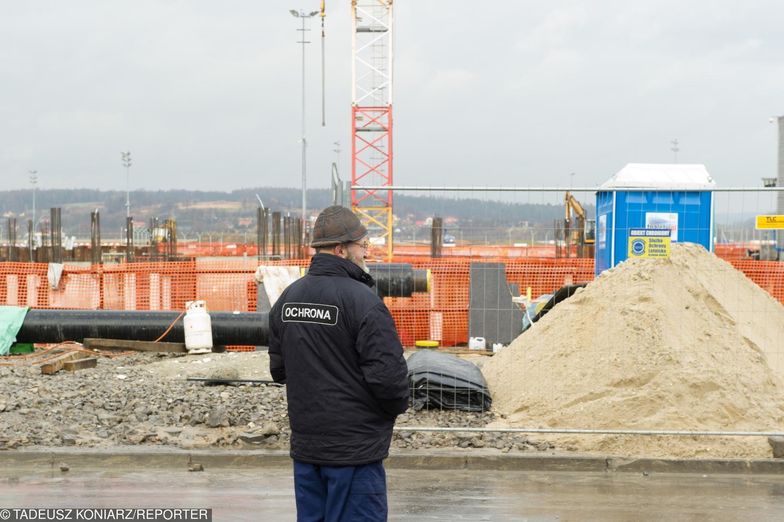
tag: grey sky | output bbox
[1,0,782,192]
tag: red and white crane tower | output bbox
[351,1,394,259]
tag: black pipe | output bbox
[17,310,269,346]
[293,264,429,298]
[367,264,430,297]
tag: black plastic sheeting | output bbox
[407,350,492,412]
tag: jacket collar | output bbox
[308,253,376,288]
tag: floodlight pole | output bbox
[290,8,319,243]
[28,170,38,230]
[121,151,132,219]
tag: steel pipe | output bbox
[17,310,269,346]
[368,264,430,297]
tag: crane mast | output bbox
[351,1,394,259]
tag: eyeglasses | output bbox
[350,240,370,250]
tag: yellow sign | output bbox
[628,229,671,258]
[756,215,784,230]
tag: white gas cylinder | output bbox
[184,300,213,353]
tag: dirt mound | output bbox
[482,243,784,458]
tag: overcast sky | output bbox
[1,0,782,192]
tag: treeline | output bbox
[0,187,575,237]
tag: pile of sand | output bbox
[482,243,784,458]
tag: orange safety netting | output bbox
[1,251,783,349]
[714,243,757,261]
[384,257,595,346]
[729,260,784,303]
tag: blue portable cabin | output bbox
[595,163,716,275]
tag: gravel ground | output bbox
[0,351,550,454]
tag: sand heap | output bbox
[482,243,784,458]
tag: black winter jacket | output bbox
[268,253,409,465]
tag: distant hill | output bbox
[0,187,572,240]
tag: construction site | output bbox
[3,1,784,520]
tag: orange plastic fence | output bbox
[1,252,783,349]
[729,260,784,303]
[714,243,756,261]
[385,257,595,346]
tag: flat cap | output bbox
[311,205,367,248]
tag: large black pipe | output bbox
[17,310,269,346]
[277,264,429,298]
[368,264,430,298]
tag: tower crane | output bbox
[318,1,396,260]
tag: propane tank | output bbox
[184,300,213,354]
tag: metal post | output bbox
[27,220,33,262]
[165,218,177,260]
[272,211,282,259]
[256,207,267,261]
[90,210,101,265]
[283,215,291,260]
[431,217,443,258]
[263,208,270,259]
[28,171,37,261]
[40,212,49,263]
[290,9,319,242]
[258,207,270,261]
[777,116,784,254]
[121,151,132,219]
[7,218,17,262]
[126,216,134,262]
[51,208,62,264]
[300,15,307,243]
[320,2,326,127]
[295,218,303,259]
[149,217,158,262]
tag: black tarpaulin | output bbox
[406,350,492,412]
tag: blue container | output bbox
[595,164,715,275]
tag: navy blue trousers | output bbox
[293,460,388,522]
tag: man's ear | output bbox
[334,243,348,258]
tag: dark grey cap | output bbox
[311,205,368,248]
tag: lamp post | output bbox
[28,170,38,228]
[290,8,319,242]
[121,151,132,219]
[773,117,784,254]
[121,151,133,261]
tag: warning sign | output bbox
[755,215,784,230]
[628,229,671,258]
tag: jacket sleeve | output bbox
[268,300,286,384]
[356,302,409,417]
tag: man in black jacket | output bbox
[269,205,409,522]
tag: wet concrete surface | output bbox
[1,464,784,521]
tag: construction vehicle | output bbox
[564,191,596,258]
